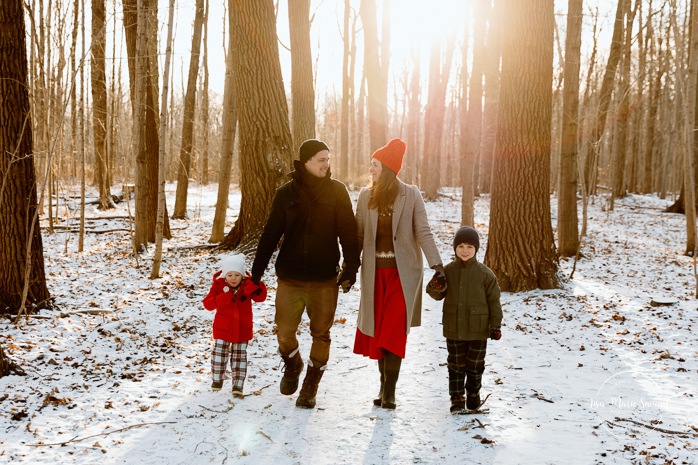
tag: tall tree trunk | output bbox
[611,0,637,207]
[462,1,485,227]
[123,0,170,248]
[479,0,501,195]
[201,0,210,186]
[173,0,205,219]
[422,35,456,200]
[583,0,627,194]
[684,0,698,255]
[219,0,293,251]
[404,48,421,185]
[484,0,559,292]
[209,0,237,243]
[340,0,353,181]
[361,0,388,151]
[288,0,316,155]
[0,0,51,313]
[557,0,583,258]
[91,0,113,210]
[151,0,176,279]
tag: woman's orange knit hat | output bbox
[372,138,406,175]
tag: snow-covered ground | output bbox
[1,182,696,465]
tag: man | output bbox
[251,139,360,409]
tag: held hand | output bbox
[432,264,446,281]
[212,270,222,282]
[489,328,502,340]
[337,270,356,293]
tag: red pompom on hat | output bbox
[372,138,406,175]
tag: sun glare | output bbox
[390,0,468,49]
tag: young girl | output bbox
[203,254,267,398]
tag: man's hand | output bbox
[337,270,356,293]
[489,328,502,340]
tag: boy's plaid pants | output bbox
[211,339,248,390]
[446,338,488,397]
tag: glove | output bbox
[212,270,222,283]
[426,271,447,300]
[250,274,261,285]
[337,270,356,293]
[490,328,502,340]
[432,264,445,281]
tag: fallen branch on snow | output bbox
[27,421,177,447]
[608,418,693,435]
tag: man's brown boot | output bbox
[279,347,304,395]
[295,360,326,409]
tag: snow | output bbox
[2,183,697,464]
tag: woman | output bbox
[353,138,444,409]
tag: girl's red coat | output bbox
[202,276,267,343]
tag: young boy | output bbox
[203,254,267,398]
[426,226,503,413]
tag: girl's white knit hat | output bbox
[219,254,246,275]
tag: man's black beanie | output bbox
[453,226,480,253]
[299,139,329,163]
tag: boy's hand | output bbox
[489,328,502,340]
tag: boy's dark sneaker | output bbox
[466,391,481,410]
[232,389,244,399]
[211,380,223,391]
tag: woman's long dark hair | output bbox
[368,162,398,214]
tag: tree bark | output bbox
[219,0,293,251]
[422,35,456,201]
[123,0,170,248]
[0,0,51,313]
[461,2,486,227]
[91,0,113,210]
[288,0,316,155]
[209,0,237,244]
[557,0,583,257]
[361,0,388,151]
[479,0,501,195]
[484,0,559,292]
[583,0,627,194]
[173,0,205,219]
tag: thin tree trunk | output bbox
[151,0,176,279]
[462,2,485,227]
[201,0,210,186]
[684,0,698,255]
[557,0,583,257]
[479,0,501,195]
[361,0,388,151]
[288,0,316,155]
[209,0,237,243]
[173,0,205,219]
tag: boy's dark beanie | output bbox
[453,226,480,253]
[299,139,329,163]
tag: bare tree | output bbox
[461,1,485,227]
[422,34,456,200]
[558,0,583,257]
[151,0,176,279]
[485,0,559,292]
[173,0,205,219]
[209,0,237,244]
[288,0,316,153]
[91,0,113,210]
[0,0,51,313]
[360,0,388,151]
[479,0,502,195]
[219,0,293,251]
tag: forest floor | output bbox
[1,183,697,465]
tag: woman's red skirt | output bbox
[353,267,407,359]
